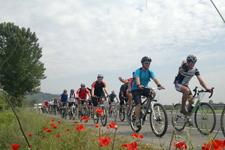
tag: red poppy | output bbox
[27,133,32,137]
[108,121,118,129]
[96,108,104,116]
[50,118,54,122]
[81,115,90,122]
[11,144,20,150]
[174,140,187,150]
[95,124,100,128]
[131,133,144,139]
[122,141,138,150]
[50,123,58,129]
[98,136,111,147]
[54,134,60,138]
[202,139,225,150]
[57,120,62,124]
[44,128,52,133]
[75,123,85,132]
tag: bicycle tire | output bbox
[129,105,142,133]
[194,102,216,135]
[171,103,186,132]
[150,103,168,137]
[101,107,107,126]
[119,106,125,122]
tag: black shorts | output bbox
[131,88,151,105]
[92,97,104,107]
[68,102,75,107]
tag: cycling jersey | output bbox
[68,93,76,102]
[61,93,68,103]
[109,93,116,102]
[76,88,90,100]
[174,61,200,85]
[91,81,106,97]
[132,68,155,91]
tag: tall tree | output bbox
[0,22,45,106]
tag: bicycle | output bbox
[59,102,67,119]
[109,101,119,121]
[172,87,215,135]
[67,102,76,120]
[129,88,168,137]
[221,105,225,137]
[93,96,108,126]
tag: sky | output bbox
[1,0,225,104]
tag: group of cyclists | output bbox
[39,55,221,137]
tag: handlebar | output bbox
[193,87,214,98]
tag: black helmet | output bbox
[141,56,152,63]
[80,83,85,87]
[97,74,103,79]
[186,55,197,63]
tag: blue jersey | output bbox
[61,93,68,103]
[132,68,155,90]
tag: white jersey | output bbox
[174,61,200,85]
[68,94,76,102]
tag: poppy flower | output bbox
[44,128,52,133]
[54,134,60,138]
[131,133,144,139]
[95,124,100,128]
[81,115,90,122]
[108,121,118,129]
[11,144,20,150]
[50,123,57,129]
[27,133,32,137]
[57,120,62,124]
[174,140,187,150]
[75,123,85,132]
[50,118,54,122]
[122,141,138,150]
[98,136,111,147]
[202,139,225,150]
[96,108,104,116]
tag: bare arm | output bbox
[152,77,165,89]
[196,75,210,90]
[118,77,129,84]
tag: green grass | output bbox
[0,109,159,150]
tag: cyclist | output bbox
[174,55,213,115]
[91,74,109,117]
[132,56,165,127]
[118,74,134,111]
[68,89,76,117]
[60,89,68,108]
[76,83,91,114]
[108,90,119,115]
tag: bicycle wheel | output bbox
[220,106,225,137]
[129,105,142,133]
[150,103,168,137]
[171,103,186,132]
[194,103,216,135]
[101,107,107,126]
[119,106,125,122]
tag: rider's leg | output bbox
[132,90,141,119]
[126,91,132,109]
[180,86,191,113]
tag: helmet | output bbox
[70,89,74,92]
[63,89,67,93]
[141,56,152,63]
[80,83,85,87]
[186,55,197,63]
[97,74,103,79]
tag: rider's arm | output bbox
[196,75,211,91]
[152,78,165,89]
[118,77,129,84]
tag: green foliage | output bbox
[0,22,45,106]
